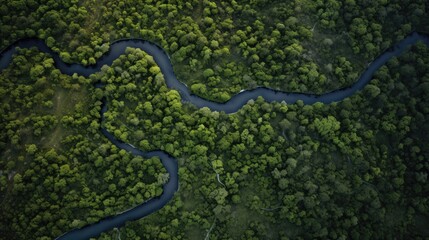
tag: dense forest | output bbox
[1,0,429,239]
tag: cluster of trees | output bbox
[91,42,429,239]
[2,0,428,102]
[0,49,167,239]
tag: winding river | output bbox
[1,32,428,239]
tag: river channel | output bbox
[0,32,428,239]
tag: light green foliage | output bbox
[312,116,341,138]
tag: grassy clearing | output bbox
[41,87,89,150]
[224,177,301,239]
[51,87,88,116]
[185,225,206,240]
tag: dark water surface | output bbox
[1,32,428,239]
